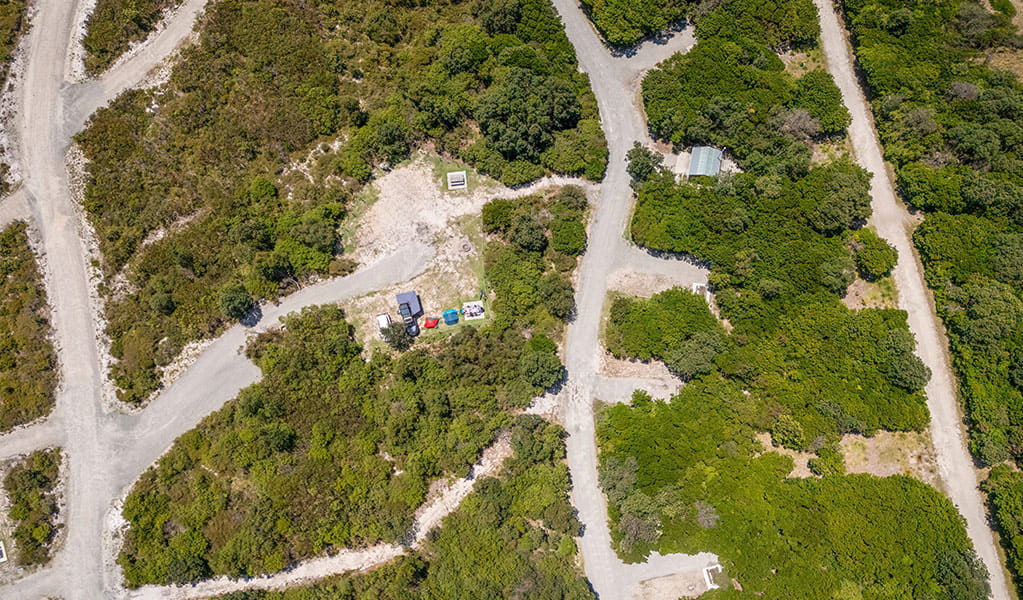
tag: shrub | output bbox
[219,284,254,321]
[853,228,898,280]
[4,448,62,566]
[550,219,586,255]
[519,351,564,389]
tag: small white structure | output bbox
[702,564,722,590]
[462,300,485,320]
[691,282,712,303]
[0,539,7,563]
[446,170,467,190]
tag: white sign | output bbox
[447,171,467,190]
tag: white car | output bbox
[376,313,392,337]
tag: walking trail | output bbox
[815,0,1012,597]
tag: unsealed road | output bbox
[816,0,1011,597]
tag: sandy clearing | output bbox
[841,431,940,488]
[755,432,815,479]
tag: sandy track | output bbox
[546,2,720,598]
[814,0,1012,597]
[0,419,63,458]
[0,187,28,228]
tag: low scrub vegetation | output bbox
[78,0,606,404]
[119,306,557,585]
[592,2,988,593]
[83,0,183,74]
[0,223,58,433]
[0,0,26,192]
[598,390,989,597]
[4,448,63,567]
[582,0,819,48]
[211,416,592,600]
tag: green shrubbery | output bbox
[580,0,690,46]
[4,448,62,566]
[598,389,987,597]
[593,4,981,591]
[0,223,57,433]
[985,466,1023,595]
[118,304,570,586]
[78,0,607,404]
[484,187,589,335]
[210,416,591,600]
[851,228,898,280]
[844,0,1023,481]
[643,38,848,176]
[83,0,183,74]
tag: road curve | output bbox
[815,0,1012,597]
[64,0,210,137]
[108,242,434,490]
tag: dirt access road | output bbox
[815,0,1011,597]
[0,1,436,598]
[548,1,718,598]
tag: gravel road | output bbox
[815,0,1012,597]
[547,1,720,597]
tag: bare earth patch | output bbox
[607,270,681,298]
[600,352,675,381]
[755,432,815,478]
[987,48,1023,80]
[634,570,709,599]
[842,276,897,310]
[341,152,592,347]
[840,431,940,488]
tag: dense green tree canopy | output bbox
[210,416,592,600]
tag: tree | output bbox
[805,160,873,235]
[772,414,805,449]
[853,228,898,280]
[665,332,724,379]
[437,25,489,75]
[792,70,850,135]
[476,0,521,34]
[820,255,856,295]
[519,351,564,389]
[482,199,515,234]
[508,215,548,252]
[551,219,586,255]
[474,68,581,161]
[626,142,664,189]
[808,446,846,476]
[384,321,413,351]
[220,285,253,321]
[934,549,991,600]
[882,329,931,392]
[539,273,575,319]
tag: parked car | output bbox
[375,313,392,338]
[398,303,419,336]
